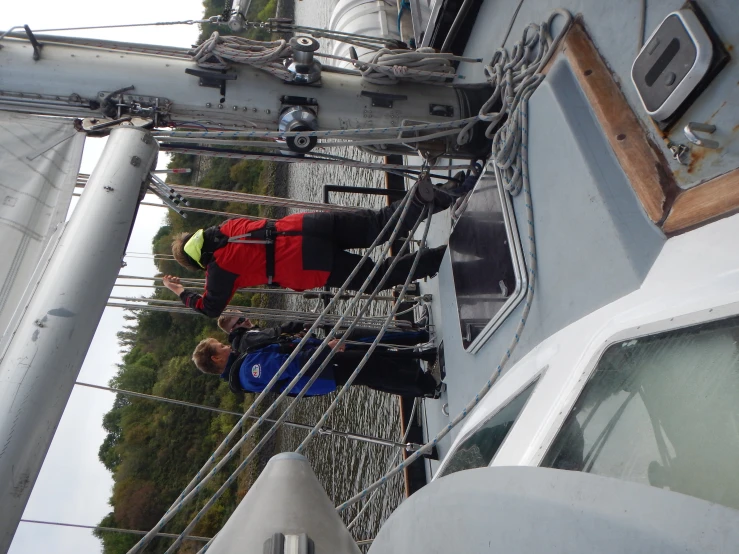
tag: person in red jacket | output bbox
[163,189,450,317]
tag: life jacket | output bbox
[226,221,301,286]
[215,215,331,291]
[226,328,295,394]
[227,338,336,397]
[182,214,333,317]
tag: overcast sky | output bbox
[4,2,203,552]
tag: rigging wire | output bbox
[0,18,219,40]
[159,145,465,173]
[185,202,431,554]
[296,209,432,454]
[154,118,477,140]
[126,187,421,554]
[345,399,418,532]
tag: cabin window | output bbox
[448,170,527,352]
[541,316,739,510]
[438,379,538,478]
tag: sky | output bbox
[3,2,204,553]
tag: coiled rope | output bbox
[190,32,478,86]
[358,47,459,85]
[335,9,572,514]
[458,9,571,149]
[190,32,292,79]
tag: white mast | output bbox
[0,126,158,553]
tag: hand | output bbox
[162,275,184,296]
[328,339,345,352]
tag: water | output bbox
[273,0,408,542]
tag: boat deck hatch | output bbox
[449,169,527,352]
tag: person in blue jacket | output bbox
[191,327,442,399]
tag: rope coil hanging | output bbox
[189,31,476,86]
[358,47,458,85]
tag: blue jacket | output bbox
[227,337,337,396]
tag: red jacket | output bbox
[181,214,332,317]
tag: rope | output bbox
[159,145,462,172]
[156,126,464,149]
[108,297,408,329]
[171,191,424,554]
[457,9,571,147]
[270,22,405,49]
[168,183,356,212]
[0,19,219,40]
[127,186,420,554]
[335,9,572,515]
[189,200,429,554]
[156,118,477,140]
[345,399,417,531]
[296,210,432,454]
[190,32,292,79]
[315,50,480,85]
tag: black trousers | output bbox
[318,199,445,291]
[327,348,438,398]
[331,349,436,396]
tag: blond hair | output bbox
[217,315,231,333]
[192,338,224,375]
[171,232,202,272]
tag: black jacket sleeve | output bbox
[232,326,285,356]
[279,321,307,334]
[180,262,238,317]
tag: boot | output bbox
[380,245,447,289]
[411,245,446,280]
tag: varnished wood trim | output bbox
[559,23,672,224]
[663,168,739,233]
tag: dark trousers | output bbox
[322,200,445,291]
[331,348,436,396]
[328,348,438,398]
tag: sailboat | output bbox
[1,0,738,551]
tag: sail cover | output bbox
[0,112,84,335]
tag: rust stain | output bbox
[687,147,706,174]
[733,123,739,133]
[708,100,728,122]
[727,43,734,52]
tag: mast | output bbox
[0,126,158,553]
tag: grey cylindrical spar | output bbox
[0,126,158,553]
[206,453,361,554]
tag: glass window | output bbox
[448,173,523,350]
[541,317,739,510]
[438,380,538,478]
